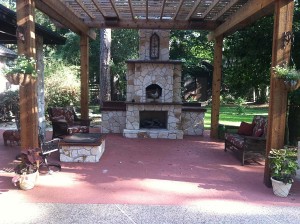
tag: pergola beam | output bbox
[35,0,96,39]
[86,19,218,30]
[208,0,275,40]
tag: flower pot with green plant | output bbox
[12,148,42,190]
[268,147,299,197]
[273,64,300,91]
[4,55,36,85]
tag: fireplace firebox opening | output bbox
[140,111,168,129]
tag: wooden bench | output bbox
[224,115,268,165]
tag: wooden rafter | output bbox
[173,0,184,20]
[212,0,239,21]
[128,0,135,19]
[186,0,203,20]
[208,0,275,40]
[35,0,96,39]
[160,0,167,20]
[76,0,96,19]
[35,1,269,31]
[202,0,221,19]
[146,0,148,20]
[109,0,120,18]
[91,0,106,18]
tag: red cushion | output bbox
[237,122,255,136]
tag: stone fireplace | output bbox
[123,30,184,139]
[101,29,206,139]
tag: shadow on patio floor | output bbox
[0,129,299,206]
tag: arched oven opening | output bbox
[146,84,162,102]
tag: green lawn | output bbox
[204,104,269,129]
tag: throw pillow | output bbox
[253,129,263,137]
[237,122,255,136]
[52,115,66,122]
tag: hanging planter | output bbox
[283,79,300,92]
[5,73,33,85]
[273,64,300,92]
[3,55,37,86]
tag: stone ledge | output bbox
[123,129,183,139]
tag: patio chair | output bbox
[224,115,268,165]
[38,129,61,174]
[48,107,91,139]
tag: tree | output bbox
[99,29,111,106]
[223,16,274,103]
[110,29,138,100]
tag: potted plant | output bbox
[12,148,42,190]
[3,55,37,85]
[273,64,300,91]
[268,147,299,197]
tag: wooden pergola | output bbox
[17,0,294,187]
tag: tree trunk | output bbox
[36,35,46,138]
[99,29,111,107]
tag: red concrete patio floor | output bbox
[0,129,299,207]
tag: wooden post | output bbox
[16,0,38,149]
[210,36,223,138]
[264,0,294,187]
[80,35,89,119]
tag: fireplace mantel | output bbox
[126,59,182,64]
[125,102,182,105]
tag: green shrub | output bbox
[235,97,246,114]
[44,59,80,109]
[0,90,19,122]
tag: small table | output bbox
[59,133,105,162]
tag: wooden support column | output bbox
[210,36,223,138]
[16,0,38,149]
[80,35,89,119]
[264,0,294,187]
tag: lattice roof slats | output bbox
[47,0,271,31]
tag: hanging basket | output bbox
[5,73,33,86]
[283,79,300,92]
[271,177,292,197]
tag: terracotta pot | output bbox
[5,73,34,85]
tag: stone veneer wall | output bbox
[181,111,205,135]
[139,29,170,60]
[101,111,126,133]
[60,140,105,162]
[101,107,206,137]
[126,62,182,103]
